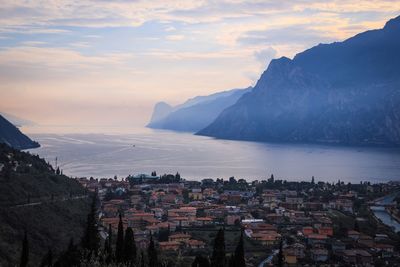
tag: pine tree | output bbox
[116,214,125,263]
[82,192,100,253]
[148,234,158,267]
[124,227,137,264]
[311,176,315,185]
[19,231,29,267]
[233,230,245,267]
[211,228,226,267]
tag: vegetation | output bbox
[0,143,89,266]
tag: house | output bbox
[226,215,241,225]
[283,249,297,265]
[311,249,328,262]
[169,217,190,228]
[343,250,357,264]
[194,217,214,226]
[375,243,394,258]
[318,226,333,237]
[347,230,360,240]
[302,226,314,236]
[169,233,191,242]
[358,234,374,248]
[251,232,280,246]
[185,239,206,249]
[286,243,305,259]
[355,249,372,265]
[265,213,284,224]
[189,188,203,200]
[307,234,328,246]
[159,241,180,251]
[331,239,346,253]
[342,249,372,265]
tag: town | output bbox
[76,173,400,266]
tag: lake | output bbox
[24,126,400,182]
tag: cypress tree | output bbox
[211,228,226,267]
[39,248,52,267]
[116,214,124,263]
[354,220,360,232]
[124,227,137,264]
[228,255,235,267]
[277,239,283,267]
[19,231,29,267]
[148,234,158,267]
[82,193,100,253]
[104,224,113,262]
[192,255,210,267]
[233,230,245,267]
[140,251,146,267]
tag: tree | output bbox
[82,193,100,253]
[148,234,158,267]
[192,255,210,267]
[124,227,137,264]
[354,220,360,232]
[277,239,283,267]
[211,228,226,267]
[116,214,125,263]
[232,231,245,267]
[140,252,146,267]
[39,248,53,267]
[20,231,29,267]
[55,238,81,267]
[311,176,315,185]
[269,174,274,183]
[104,224,113,263]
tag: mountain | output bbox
[0,143,89,266]
[0,115,40,149]
[147,87,251,132]
[197,15,400,146]
[0,112,35,127]
[148,102,173,125]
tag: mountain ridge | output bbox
[147,87,252,132]
[0,115,39,150]
[197,15,400,146]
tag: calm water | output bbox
[24,126,400,182]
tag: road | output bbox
[258,249,279,267]
[3,195,88,209]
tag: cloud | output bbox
[166,34,185,41]
[238,24,336,47]
[1,0,399,127]
[254,47,277,69]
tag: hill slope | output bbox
[148,87,251,132]
[0,143,89,266]
[197,16,400,146]
[0,115,39,149]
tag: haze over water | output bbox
[24,126,400,183]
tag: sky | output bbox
[0,0,399,128]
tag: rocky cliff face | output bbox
[0,115,39,149]
[148,102,173,125]
[147,87,251,132]
[197,16,400,146]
